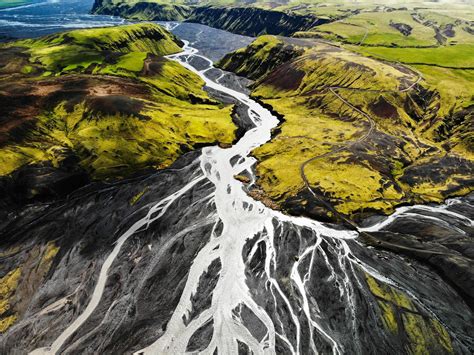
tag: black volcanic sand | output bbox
[169,22,254,62]
[1,153,473,353]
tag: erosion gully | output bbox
[29,22,473,355]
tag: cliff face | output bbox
[187,6,325,36]
[92,0,329,36]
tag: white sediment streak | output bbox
[360,201,473,233]
[32,27,472,355]
[30,173,206,355]
[135,38,359,355]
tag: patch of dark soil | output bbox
[389,21,413,36]
[442,24,456,38]
[0,47,30,74]
[436,105,473,147]
[186,319,214,352]
[259,61,306,91]
[231,103,256,143]
[0,154,90,207]
[84,95,148,120]
[464,26,474,35]
[367,223,474,311]
[434,28,447,45]
[342,60,377,75]
[184,258,221,326]
[370,96,399,119]
[188,93,215,105]
[400,155,474,187]
[141,54,165,76]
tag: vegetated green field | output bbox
[352,44,474,68]
[0,23,236,181]
[297,3,473,153]
[348,43,474,120]
[315,11,439,46]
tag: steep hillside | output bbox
[0,23,236,210]
[92,0,192,21]
[92,0,328,36]
[188,6,324,36]
[217,35,304,79]
[219,36,473,220]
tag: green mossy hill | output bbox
[5,23,183,74]
[0,24,236,202]
[222,35,473,219]
[217,35,304,80]
[92,0,192,21]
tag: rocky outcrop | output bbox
[92,0,329,36]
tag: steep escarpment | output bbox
[92,0,328,36]
[217,35,304,80]
[0,23,236,212]
[220,36,473,221]
[188,6,325,36]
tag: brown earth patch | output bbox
[141,54,166,77]
[370,96,399,119]
[259,60,306,91]
[0,75,152,145]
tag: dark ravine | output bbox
[92,0,329,36]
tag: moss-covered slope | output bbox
[92,0,192,21]
[217,35,304,80]
[220,35,473,220]
[92,0,328,36]
[0,23,236,205]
